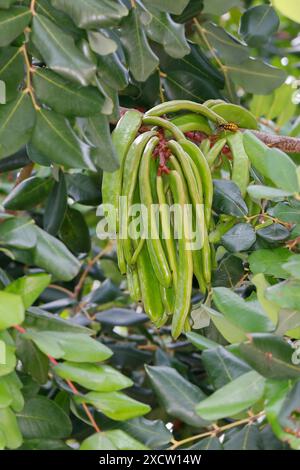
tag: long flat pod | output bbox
[121,131,157,264]
[168,171,193,339]
[227,131,249,198]
[145,100,227,125]
[139,137,172,288]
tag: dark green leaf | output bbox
[271,201,300,225]
[145,365,208,427]
[0,148,30,172]
[34,226,81,281]
[97,52,129,91]
[59,207,91,254]
[31,109,95,170]
[163,70,222,102]
[5,273,51,308]
[25,306,92,335]
[257,223,290,244]
[0,7,31,47]
[188,436,223,450]
[143,7,190,59]
[240,333,300,379]
[95,308,148,326]
[32,14,96,86]
[143,0,189,15]
[66,173,101,205]
[80,430,147,450]
[3,177,53,210]
[202,0,240,15]
[44,171,67,236]
[196,371,265,420]
[120,9,159,82]
[33,68,106,117]
[16,336,49,384]
[224,425,261,450]
[213,287,275,333]
[239,5,279,47]
[0,47,24,102]
[51,0,128,29]
[247,185,293,201]
[27,143,52,167]
[17,397,72,439]
[0,93,35,158]
[222,223,256,252]
[213,180,248,217]
[278,381,300,441]
[119,417,172,448]
[212,253,244,288]
[202,346,252,389]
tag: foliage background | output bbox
[0,0,299,451]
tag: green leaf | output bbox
[54,362,132,392]
[0,332,17,377]
[0,93,36,158]
[119,417,172,448]
[282,255,300,279]
[213,287,275,333]
[247,185,293,201]
[33,68,106,117]
[276,309,300,337]
[266,279,300,310]
[143,0,189,15]
[78,391,150,421]
[0,7,31,47]
[239,5,279,47]
[204,305,247,343]
[31,109,95,170]
[17,397,72,439]
[0,292,24,330]
[81,114,119,172]
[257,223,290,244]
[249,248,291,279]
[59,207,91,254]
[0,217,37,250]
[196,371,265,420]
[120,8,159,82]
[27,330,112,362]
[224,424,260,450]
[32,14,96,86]
[52,0,128,29]
[0,373,24,412]
[186,332,219,351]
[66,173,101,205]
[188,435,223,450]
[227,58,286,95]
[143,7,190,59]
[239,333,300,380]
[5,273,51,309]
[3,176,53,210]
[80,430,148,451]
[16,335,49,384]
[0,47,24,102]
[0,0,20,7]
[0,407,22,449]
[252,274,279,324]
[97,52,129,91]
[221,223,256,252]
[44,171,67,236]
[163,69,222,102]
[213,180,248,217]
[33,226,81,281]
[145,365,208,427]
[202,0,240,15]
[244,131,299,192]
[278,381,300,449]
[25,306,92,335]
[202,346,252,389]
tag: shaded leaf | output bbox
[266,279,300,310]
[80,430,147,451]
[59,207,91,254]
[224,424,261,450]
[3,176,53,210]
[249,248,291,279]
[0,217,37,250]
[95,308,148,327]
[239,5,279,47]
[0,47,23,102]
[221,223,256,252]
[0,7,31,47]
[213,180,248,217]
[44,171,67,236]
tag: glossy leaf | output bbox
[33,68,106,117]
[54,361,132,392]
[5,273,51,309]
[44,171,67,236]
[0,93,35,158]
[203,305,247,344]
[257,223,290,244]
[0,47,24,102]
[221,223,256,252]
[80,430,148,451]
[249,248,291,279]
[145,365,209,427]
[95,308,148,326]
[247,185,293,201]
[202,0,240,15]
[16,336,49,384]
[78,391,150,421]
[17,397,72,439]
[0,7,31,47]
[120,8,159,82]
[266,280,300,310]
[211,103,258,129]
[0,217,37,250]
[32,14,96,86]
[143,0,189,15]
[66,173,101,205]
[0,407,22,449]
[224,425,261,450]
[196,371,265,420]
[213,180,248,217]
[3,177,53,210]
[119,417,172,448]
[51,0,128,29]
[59,207,91,254]
[31,109,95,170]
[239,5,279,47]
[213,287,275,333]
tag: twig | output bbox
[14,163,34,186]
[169,411,265,450]
[13,324,100,433]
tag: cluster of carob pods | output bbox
[102,99,251,338]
